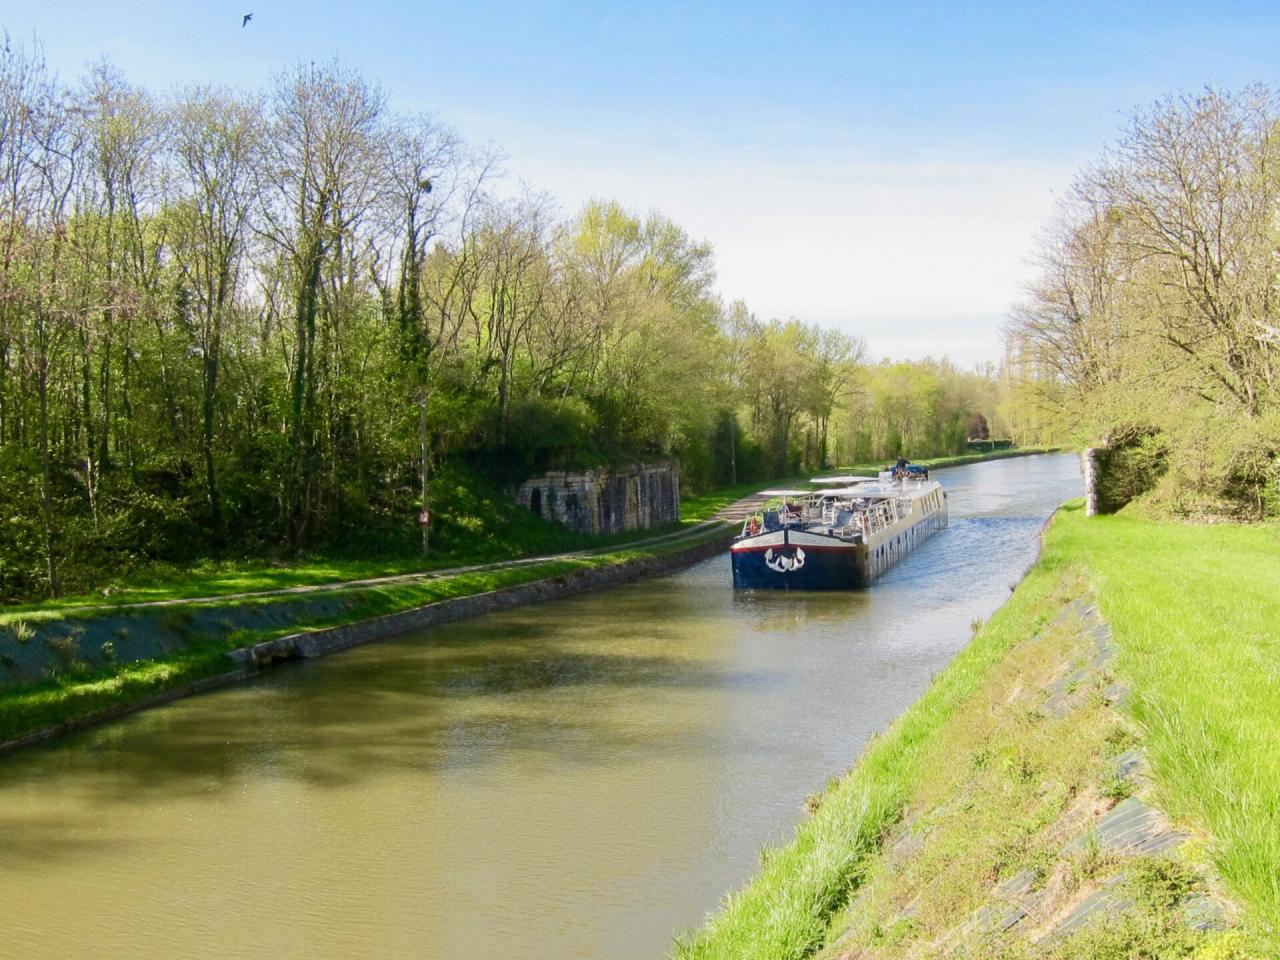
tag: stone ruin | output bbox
[516,463,680,535]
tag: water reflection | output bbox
[0,453,1081,960]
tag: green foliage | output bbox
[0,42,1009,603]
[1005,86,1280,516]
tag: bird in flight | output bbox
[242,13,253,27]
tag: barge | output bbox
[730,466,948,590]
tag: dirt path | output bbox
[713,493,776,522]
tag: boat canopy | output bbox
[756,488,814,497]
[814,483,908,498]
[809,475,877,484]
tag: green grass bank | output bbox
[0,523,733,749]
[673,503,1278,959]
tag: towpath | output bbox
[713,493,775,522]
[29,517,741,618]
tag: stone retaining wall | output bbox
[231,530,726,669]
[517,463,680,534]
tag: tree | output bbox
[168,86,263,535]
[260,62,384,544]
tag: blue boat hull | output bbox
[730,530,865,590]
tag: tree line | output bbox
[0,40,1001,599]
[1003,86,1280,517]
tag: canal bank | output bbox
[675,503,1277,959]
[0,522,735,752]
[0,454,1083,960]
[0,447,1057,755]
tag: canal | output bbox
[0,453,1081,960]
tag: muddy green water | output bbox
[0,454,1080,960]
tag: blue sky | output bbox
[3,1,1278,364]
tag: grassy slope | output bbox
[674,503,1279,958]
[0,529,730,745]
[0,520,691,621]
[1052,509,1280,932]
[814,564,1242,960]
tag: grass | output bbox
[680,477,808,521]
[0,521,696,620]
[1049,505,1280,936]
[0,459,713,615]
[0,523,732,746]
[673,500,1279,959]
[0,644,236,744]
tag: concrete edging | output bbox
[232,529,732,668]
[0,529,734,754]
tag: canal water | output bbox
[0,454,1080,960]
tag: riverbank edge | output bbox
[0,524,735,755]
[904,445,1063,472]
[673,503,1272,959]
[671,509,1068,960]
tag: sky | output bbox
[2,1,1279,366]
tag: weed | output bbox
[1100,774,1133,802]
[1126,857,1199,911]
[8,619,34,644]
[42,634,80,668]
[1067,832,1111,891]
[1104,724,1138,754]
[874,916,919,947]
[1002,751,1038,784]
[100,641,116,664]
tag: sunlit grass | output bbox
[0,520,695,620]
[679,477,807,521]
[1051,506,1280,935]
[0,645,234,743]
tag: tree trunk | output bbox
[202,349,222,536]
[420,390,430,558]
[35,313,59,597]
